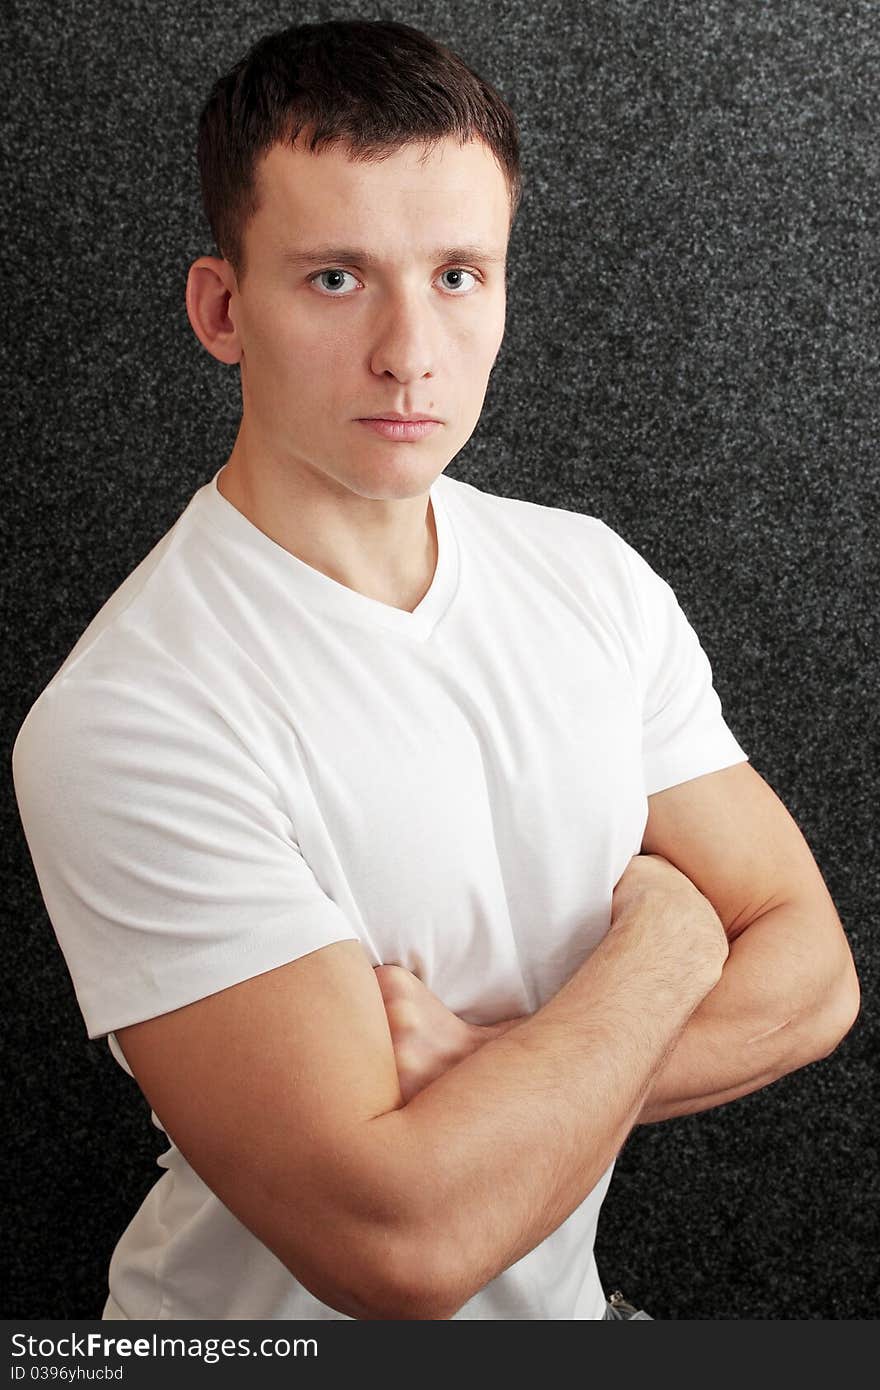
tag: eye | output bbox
[308,266,481,297]
[438,267,479,294]
[309,268,361,296]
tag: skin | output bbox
[375,962,524,1104]
[185,133,511,612]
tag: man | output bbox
[12,19,859,1322]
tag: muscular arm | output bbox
[116,867,720,1321]
[634,762,860,1121]
[390,764,860,1126]
[116,768,855,1320]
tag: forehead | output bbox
[250,135,510,254]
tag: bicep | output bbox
[641,762,840,939]
[114,938,411,1318]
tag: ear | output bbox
[185,256,242,365]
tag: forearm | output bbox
[633,899,858,1123]
[445,900,857,1135]
[479,903,855,1127]
[366,914,714,1319]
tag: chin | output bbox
[339,458,448,502]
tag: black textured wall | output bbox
[3,0,877,1320]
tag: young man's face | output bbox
[225,134,510,501]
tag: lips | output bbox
[356,418,442,441]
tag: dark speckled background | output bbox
[3,0,877,1320]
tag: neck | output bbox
[217,433,439,613]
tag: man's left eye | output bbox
[439,268,478,293]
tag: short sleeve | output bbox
[610,529,749,796]
[11,665,361,1045]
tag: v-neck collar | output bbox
[197,464,460,642]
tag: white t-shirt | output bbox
[12,464,748,1321]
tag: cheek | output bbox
[270,328,342,399]
[287,310,360,371]
[453,305,505,362]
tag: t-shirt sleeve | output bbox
[603,524,749,796]
[11,665,362,1049]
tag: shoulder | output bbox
[436,473,633,570]
[436,473,652,623]
[43,480,213,691]
[13,478,238,789]
[12,605,277,863]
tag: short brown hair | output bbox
[196,18,523,283]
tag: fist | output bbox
[611,852,730,989]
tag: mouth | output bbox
[356,418,443,440]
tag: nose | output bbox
[368,290,436,383]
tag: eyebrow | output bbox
[279,243,506,268]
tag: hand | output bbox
[374,965,526,1103]
[611,852,730,993]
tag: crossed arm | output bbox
[378,762,861,1125]
[114,761,860,1317]
[634,761,859,1120]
